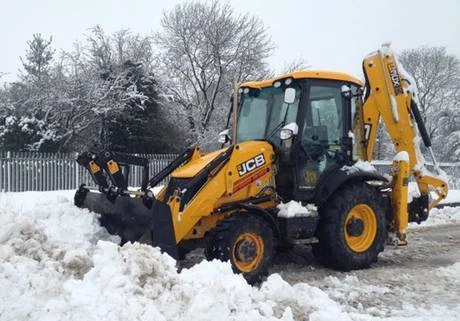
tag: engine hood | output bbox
[171,148,227,178]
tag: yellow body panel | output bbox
[172,149,225,178]
[391,158,409,244]
[361,51,418,167]
[241,70,363,88]
[166,140,277,243]
[183,213,227,240]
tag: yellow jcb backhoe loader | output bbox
[75,45,448,283]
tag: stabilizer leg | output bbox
[390,153,410,246]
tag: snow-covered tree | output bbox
[399,46,460,161]
[0,29,185,153]
[0,35,60,151]
[20,34,55,84]
[79,27,183,152]
[0,114,60,151]
[156,0,273,147]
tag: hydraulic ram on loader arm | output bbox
[355,44,448,244]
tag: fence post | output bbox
[6,151,11,192]
[75,152,79,189]
[0,154,2,192]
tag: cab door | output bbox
[293,80,352,197]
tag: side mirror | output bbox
[284,87,296,104]
[218,129,231,144]
[341,85,351,98]
[280,122,298,140]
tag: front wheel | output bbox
[206,214,274,284]
[313,182,387,270]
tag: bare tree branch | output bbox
[399,46,460,160]
[156,0,273,136]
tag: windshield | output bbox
[236,84,300,146]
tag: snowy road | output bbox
[179,208,460,320]
[271,223,460,319]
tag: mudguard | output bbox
[314,165,388,208]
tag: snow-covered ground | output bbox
[439,189,460,204]
[410,206,460,227]
[1,190,459,321]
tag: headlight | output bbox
[280,128,294,140]
[279,122,298,140]
[218,129,230,144]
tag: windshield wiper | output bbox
[266,103,291,140]
[267,120,286,140]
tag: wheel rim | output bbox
[232,232,264,273]
[344,204,377,253]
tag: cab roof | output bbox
[241,70,363,88]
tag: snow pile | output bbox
[410,206,460,228]
[393,151,409,163]
[441,189,460,204]
[407,181,420,203]
[342,161,378,175]
[0,191,351,321]
[407,182,459,205]
[2,190,460,321]
[407,182,460,227]
[277,201,317,218]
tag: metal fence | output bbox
[1,151,459,192]
[0,151,177,192]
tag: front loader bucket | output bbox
[73,149,199,260]
[75,188,178,259]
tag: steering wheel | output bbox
[300,136,328,161]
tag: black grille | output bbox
[164,177,192,200]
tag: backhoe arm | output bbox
[355,45,448,243]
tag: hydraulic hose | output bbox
[410,100,431,148]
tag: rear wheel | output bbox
[313,182,386,270]
[206,214,274,284]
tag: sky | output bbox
[1,0,459,83]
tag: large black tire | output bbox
[313,181,386,270]
[206,214,274,284]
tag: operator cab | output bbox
[236,71,363,202]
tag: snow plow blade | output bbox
[75,188,178,259]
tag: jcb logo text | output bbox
[387,63,403,95]
[237,154,265,176]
